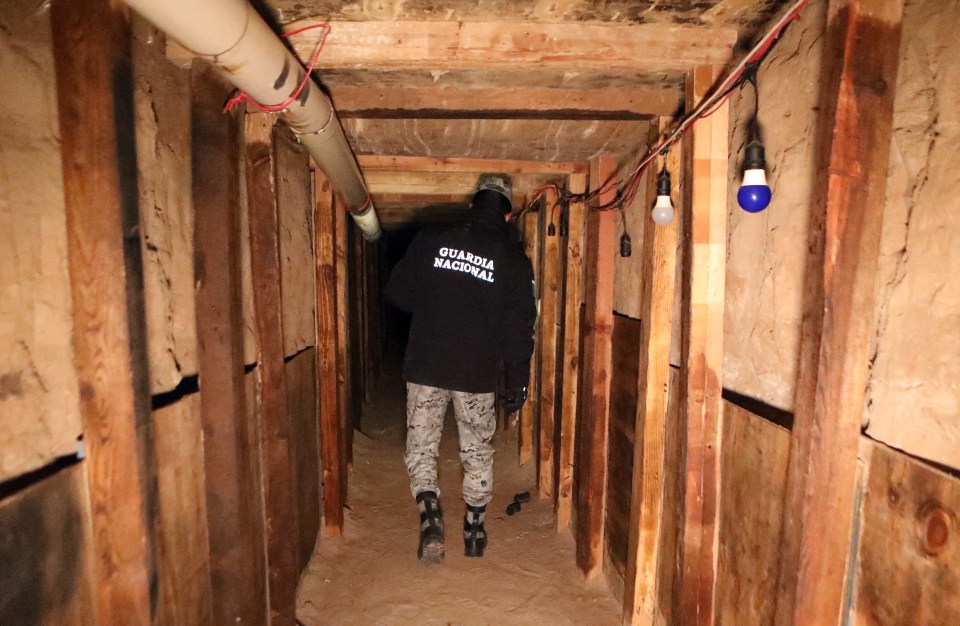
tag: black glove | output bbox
[502,387,527,415]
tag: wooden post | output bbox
[334,193,353,469]
[774,2,905,623]
[245,114,299,625]
[556,172,587,531]
[315,170,344,536]
[576,155,617,578]
[538,189,563,499]
[192,62,269,625]
[51,1,153,622]
[623,121,681,625]
[519,209,541,467]
[678,65,728,626]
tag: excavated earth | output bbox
[297,368,620,626]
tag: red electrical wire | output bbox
[223,23,332,113]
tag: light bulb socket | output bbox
[744,140,767,171]
[656,168,671,197]
[620,233,632,257]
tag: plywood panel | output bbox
[286,348,320,570]
[275,127,316,357]
[132,20,197,395]
[715,402,790,626]
[853,439,960,624]
[0,0,81,482]
[0,465,96,626]
[343,118,649,162]
[152,393,214,626]
[604,314,642,595]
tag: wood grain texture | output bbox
[715,403,790,626]
[556,172,587,531]
[678,64,728,626]
[775,2,906,623]
[316,171,344,535]
[332,85,677,119]
[51,0,153,621]
[245,113,299,626]
[576,155,617,578]
[286,348,321,569]
[359,155,586,175]
[286,20,736,73]
[519,209,541,468]
[537,189,563,499]
[151,394,214,626]
[192,62,268,626]
[605,314,643,596]
[0,464,97,626]
[853,439,960,624]
[623,124,681,626]
[334,192,354,459]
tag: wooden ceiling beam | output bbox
[358,155,585,175]
[284,21,736,73]
[331,86,678,119]
[364,170,558,197]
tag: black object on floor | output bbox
[505,491,532,515]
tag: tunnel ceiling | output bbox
[258,0,791,226]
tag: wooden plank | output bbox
[774,2,906,623]
[50,1,153,621]
[518,209,541,467]
[656,366,685,624]
[0,464,97,625]
[315,170,344,536]
[854,439,960,623]
[556,172,587,531]
[576,155,617,578]
[191,61,268,626]
[333,86,677,119]
[245,113,299,626]
[605,314,643,597]
[623,124,681,625]
[286,21,736,74]
[334,193,354,459]
[285,348,320,568]
[364,170,557,198]
[678,64,728,626]
[537,189,563,499]
[359,155,586,175]
[714,402,790,626]
[152,394,214,626]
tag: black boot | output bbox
[463,504,487,557]
[416,491,444,564]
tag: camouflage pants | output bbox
[404,383,496,507]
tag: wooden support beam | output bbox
[245,113,299,626]
[285,21,736,74]
[315,170,344,536]
[191,62,269,625]
[623,121,681,625]
[518,209,541,467]
[678,65,728,626]
[537,190,563,499]
[332,86,677,119]
[334,188,354,462]
[364,170,556,198]
[358,155,586,175]
[556,172,587,531]
[51,1,153,621]
[576,155,617,578]
[774,1,905,623]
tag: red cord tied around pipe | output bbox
[223,23,332,113]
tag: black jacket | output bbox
[384,200,536,393]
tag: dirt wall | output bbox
[0,1,82,481]
[864,0,960,470]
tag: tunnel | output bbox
[2,0,960,624]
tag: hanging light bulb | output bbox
[651,167,674,225]
[737,139,772,213]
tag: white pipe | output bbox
[122,0,382,241]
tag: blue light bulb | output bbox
[738,140,771,213]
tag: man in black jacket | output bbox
[384,174,536,563]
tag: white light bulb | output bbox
[651,194,674,225]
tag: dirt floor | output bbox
[296,368,621,625]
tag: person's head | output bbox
[471,174,513,219]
